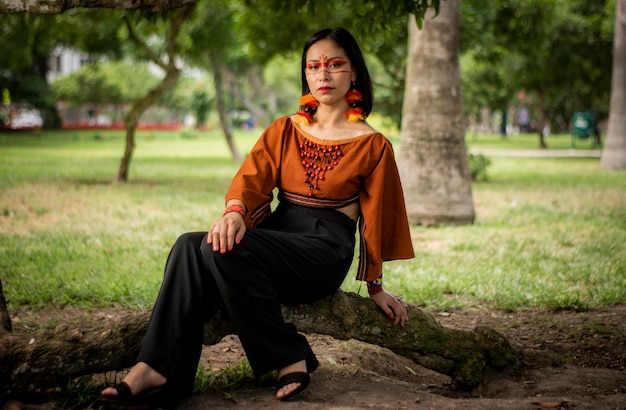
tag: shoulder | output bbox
[266,115,292,131]
[257,116,294,142]
[357,129,393,149]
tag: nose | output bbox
[315,69,330,81]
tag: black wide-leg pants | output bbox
[136,203,356,397]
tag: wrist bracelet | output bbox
[367,271,384,295]
[367,284,384,295]
[223,204,245,218]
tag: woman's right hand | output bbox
[207,211,246,253]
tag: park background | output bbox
[1,0,625,408]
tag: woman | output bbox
[101,27,414,407]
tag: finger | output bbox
[398,308,408,327]
[207,225,216,244]
[222,219,241,252]
[218,223,229,253]
[234,224,246,245]
[391,302,406,327]
[210,224,222,251]
[393,309,402,326]
[401,305,410,327]
[225,223,238,252]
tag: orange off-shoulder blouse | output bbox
[225,116,414,281]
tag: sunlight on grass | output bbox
[1,129,624,312]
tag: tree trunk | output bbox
[225,65,271,128]
[0,278,11,333]
[536,91,548,149]
[114,68,181,183]
[0,291,517,399]
[601,0,626,169]
[398,3,475,227]
[0,0,197,13]
[211,56,242,162]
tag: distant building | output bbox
[46,46,90,83]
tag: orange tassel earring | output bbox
[345,85,365,122]
[295,94,318,125]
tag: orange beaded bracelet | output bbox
[223,204,245,217]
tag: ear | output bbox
[351,68,357,82]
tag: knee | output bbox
[171,231,207,254]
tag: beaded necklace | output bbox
[299,137,343,197]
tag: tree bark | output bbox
[1,290,518,399]
[0,278,12,333]
[211,55,242,163]
[398,3,475,227]
[0,0,196,13]
[601,0,626,169]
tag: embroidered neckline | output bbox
[289,116,378,144]
[299,137,343,197]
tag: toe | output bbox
[276,382,300,399]
[101,387,118,396]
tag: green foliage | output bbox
[239,0,439,61]
[460,0,613,130]
[467,153,492,181]
[56,9,126,59]
[0,10,125,115]
[460,51,511,118]
[51,61,159,106]
[56,375,106,409]
[191,88,212,127]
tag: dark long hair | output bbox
[300,27,373,118]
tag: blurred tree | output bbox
[159,76,207,126]
[601,0,626,169]
[190,87,211,129]
[185,0,244,161]
[461,0,613,148]
[0,14,64,128]
[0,0,195,13]
[460,51,512,136]
[113,4,196,183]
[0,9,126,128]
[51,61,158,107]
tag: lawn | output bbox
[0,127,624,312]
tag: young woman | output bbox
[101,27,414,407]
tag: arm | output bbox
[208,118,288,252]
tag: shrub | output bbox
[467,153,492,181]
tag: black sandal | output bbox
[276,371,310,401]
[100,381,163,408]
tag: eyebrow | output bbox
[307,56,346,62]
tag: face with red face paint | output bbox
[304,39,356,110]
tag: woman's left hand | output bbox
[370,290,409,327]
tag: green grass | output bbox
[1,128,624,313]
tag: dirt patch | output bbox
[5,305,626,409]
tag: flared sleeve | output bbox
[356,139,415,281]
[225,118,286,227]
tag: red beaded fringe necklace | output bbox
[299,138,343,197]
[295,86,365,196]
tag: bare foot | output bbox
[101,362,167,397]
[275,359,307,400]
